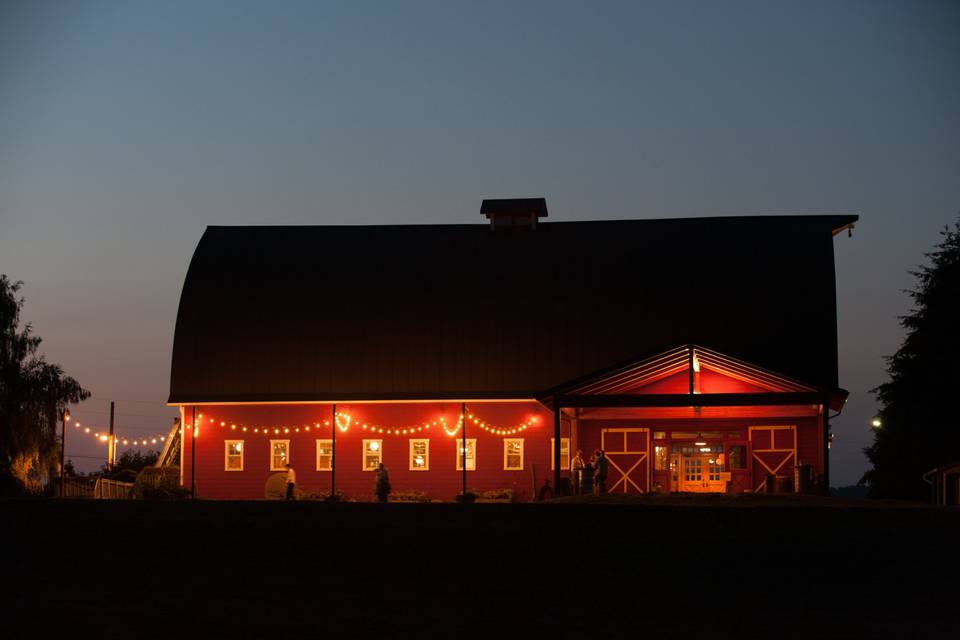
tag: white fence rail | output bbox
[59,477,134,499]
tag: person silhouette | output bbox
[375,462,391,502]
[285,462,297,501]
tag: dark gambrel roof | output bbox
[168,215,857,404]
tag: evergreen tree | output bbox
[0,276,90,494]
[862,218,960,499]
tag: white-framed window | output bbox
[409,439,429,471]
[551,437,571,470]
[362,439,382,471]
[270,439,290,471]
[456,438,477,471]
[225,440,244,471]
[316,439,333,471]
[504,438,524,470]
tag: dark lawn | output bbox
[3,496,958,639]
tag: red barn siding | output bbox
[179,400,824,499]
[182,402,565,501]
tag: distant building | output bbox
[168,199,856,500]
[923,462,960,505]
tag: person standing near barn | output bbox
[375,462,391,503]
[284,463,297,501]
[595,450,608,495]
[571,449,585,495]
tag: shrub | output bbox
[133,483,191,500]
[391,489,430,503]
[479,488,514,501]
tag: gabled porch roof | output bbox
[540,344,848,411]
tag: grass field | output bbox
[3,495,958,639]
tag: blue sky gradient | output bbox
[1,1,958,481]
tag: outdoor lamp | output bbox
[871,417,882,429]
[694,433,706,446]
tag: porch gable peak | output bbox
[545,344,819,399]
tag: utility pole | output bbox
[60,408,70,497]
[107,401,115,472]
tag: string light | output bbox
[441,415,464,437]
[70,420,168,449]
[470,413,538,437]
[198,409,542,439]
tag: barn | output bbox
[167,199,857,500]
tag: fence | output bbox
[58,477,134,499]
[94,478,134,499]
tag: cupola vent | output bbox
[480,198,548,230]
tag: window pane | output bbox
[457,439,476,470]
[363,440,382,470]
[410,439,428,470]
[654,445,668,471]
[505,439,523,469]
[225,441,243,470]
[316,440,332,471]
[271,441,289,470]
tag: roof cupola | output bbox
[480,197,548,230]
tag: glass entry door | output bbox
[677,454,726,493]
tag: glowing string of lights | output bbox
[200,410,538,438]
[71,420,168,448]
[466,412,538,436]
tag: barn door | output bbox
[748,426,797,492]
[600,428,650,493]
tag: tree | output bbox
[862,217,960,499]
[100,449,159,480]
[0,276,90,494]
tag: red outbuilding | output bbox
[166,199,857,500]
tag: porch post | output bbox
[461,402,467,497]
[822,395,830,496]
[191,406,197,500]
[331,403,336,499]
[553,397,561,495]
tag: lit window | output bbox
[654,445,668,471]
[504,438,524,471]
[362,439,382,471]
[316,439,333,471]
[456,439,477,471]
[551,438,570,470]
[225,440,243,471]
[409,439,429,471]
[270,440,289,471]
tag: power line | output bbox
[87,396,170,405]
[70,409,178,419]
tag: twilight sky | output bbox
[1,1,958,483]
